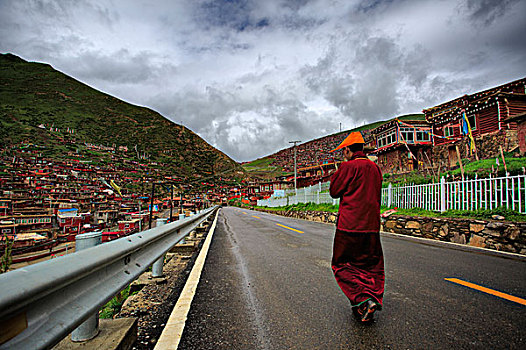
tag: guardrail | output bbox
[0,206,219,350]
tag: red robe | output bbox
[330,151,385,308]
[329,151,382,233]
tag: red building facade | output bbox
[371,118,433,175]
[423,78,526,168]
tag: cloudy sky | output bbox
[1,0,525,162]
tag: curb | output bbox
[154,209,220,350]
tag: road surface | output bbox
[177,207,525,349]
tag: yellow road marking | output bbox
[276,223,303,233]
[445,278,526,305]
[242,212,248,215]
[252,215,261,219]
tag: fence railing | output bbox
[0,206,218,350]
[257,182,339,207]
[383,175,526,213]
[258,175,526,214]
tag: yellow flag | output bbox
[109,180,122,197]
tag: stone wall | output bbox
[382,215,525,254]
[254,208,526,255]
[430,129,518,170]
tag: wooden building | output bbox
[506,111,526,156]
[118,218,142,235]
[94,209,119,226]
[0,199,12,216]
[423,78,526,168]
[371,118,433,174]
[11,214,53,232]
[0,220,17,236]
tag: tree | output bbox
[1,232,14,273]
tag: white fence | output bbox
[257,181,340,207]
[257,175,526,214]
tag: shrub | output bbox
[99,285,136,319]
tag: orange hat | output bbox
[330,132,364,152]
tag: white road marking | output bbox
[154,210,220,350]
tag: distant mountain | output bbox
[0,53,243,179]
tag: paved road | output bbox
[178,207,525,349]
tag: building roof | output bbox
[423,78,526,123]
[14,232,47,241]
[58,208,78,212]
[373,118,430,133]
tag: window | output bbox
[444,125,456,137]
[377,129,397,148]
[416,130,431,142]
[467,115,476,131]
[400,128,415,143]
[1,229,11,234]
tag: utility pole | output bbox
[138,202,141,232]
[180,188,184,215]
[289,141,301,194]
[148,182,155,229]
[169,183,174,222]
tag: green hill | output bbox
[0,53,243,179]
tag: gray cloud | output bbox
[1,0,525,162]
[463,0,521,26]
[66,50,156,84]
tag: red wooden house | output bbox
[11,214,53,232]
[0,220,17,236]
[118,218,141,235]
[370,117,433,174]
[0,199,12,216]
[129,211,150,226]
[102,231,126,243]
[423,78,526,168]
[57,208,92,238]
[506,111,526,156]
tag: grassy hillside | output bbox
[0,53,243,179]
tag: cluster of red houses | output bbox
[0,144,231,257]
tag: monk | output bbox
[329,131,384,323]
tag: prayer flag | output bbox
[109,180,123,197]
[462,111,476,155]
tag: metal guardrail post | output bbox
[152,218,168,278]
[179,214,186,244]
[71,231,102,342]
